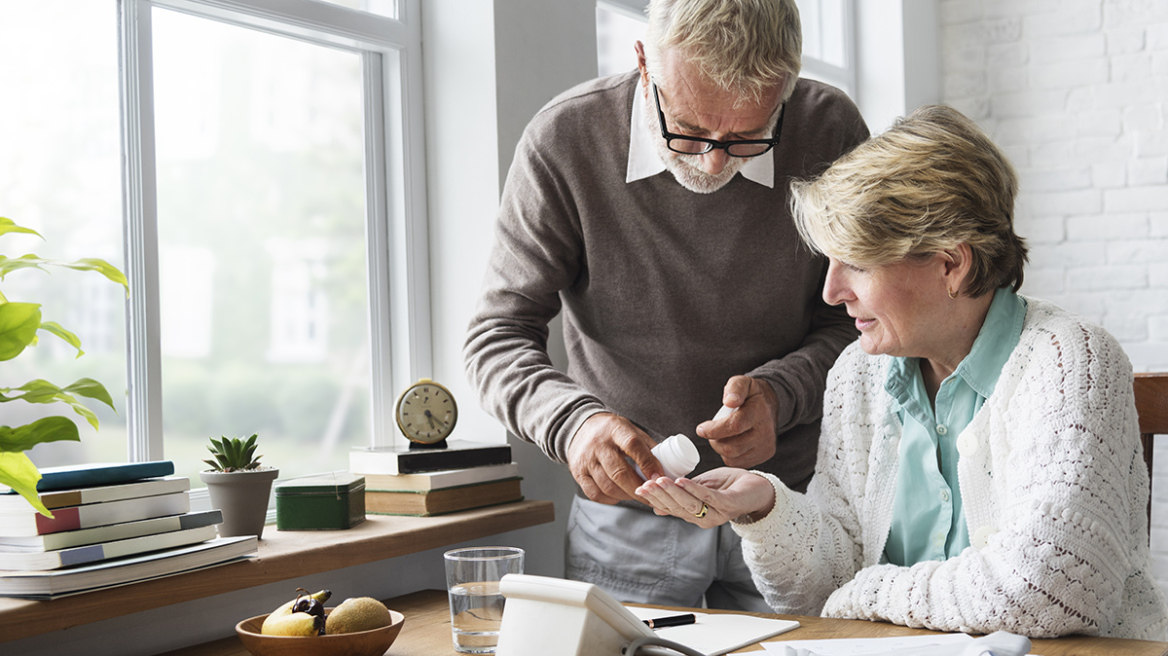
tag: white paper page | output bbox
[763,633,974,655]
[626,606,800,656]
[763,633,1038,656]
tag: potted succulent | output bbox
[200,433,278,539]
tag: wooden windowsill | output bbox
[0,499,555,643]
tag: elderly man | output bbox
[464,0,867,610]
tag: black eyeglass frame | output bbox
[651,82,785,158]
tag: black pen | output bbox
[642,613,696,629]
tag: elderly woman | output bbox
[635,105,1168,639]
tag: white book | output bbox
[0,510,222,552]
[0,536,257,599]
[0,492,191,537]
[359,462,521,491]
[0,476,190,512]
[0,524,218,571]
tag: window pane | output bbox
[797,0,848,68]
[597,2,646,78]
[0,2,128,468]
[151,9,371,486]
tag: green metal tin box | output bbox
[275,473,366,530]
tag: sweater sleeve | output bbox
[463,122,607,464]
[820,320,1159,639]
[745,99,868,435]
[746,273,860,433]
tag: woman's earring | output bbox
[948,288,958,299]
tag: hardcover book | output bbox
[0,461,176,494]
[0,524,218,571]
[359,462,521,492]
[0,491,191,537]
[0,510,223,552]
[0,476,191,512]
[349,440,511,475]
[0,535,257,599]
[365,477,523,516]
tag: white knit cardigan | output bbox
[733,297,1168,640]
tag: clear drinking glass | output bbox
[444,546,525,653]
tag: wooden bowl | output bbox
[235,608,405,656]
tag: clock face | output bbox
[395,380,458,444]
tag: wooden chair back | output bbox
[1136,372,1168,528]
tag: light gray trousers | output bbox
[564,495,772,612]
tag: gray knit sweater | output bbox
[464,71,869,492]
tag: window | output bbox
[795,0,856,97]
[2,0,428,496]
[597,1,646,78]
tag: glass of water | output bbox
[444,546,525,653]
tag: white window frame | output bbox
[798,0,857,99]
[118,0,430,461]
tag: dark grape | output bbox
[293,597,325,617]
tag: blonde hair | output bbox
[644,0,802,104]
[791,104,1028,297]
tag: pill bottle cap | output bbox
[652,434,700,479]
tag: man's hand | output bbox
[567,413,661,504]
[696,376,778,468]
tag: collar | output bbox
[884,287,1028,402]
[625,80,775,188]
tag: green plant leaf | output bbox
[0,218,42,240]
[0,451,54,518]
[0,254,128,298]
[0,254,52,278]
[0,302,41,362]
[62,378,116,411]
[38,321,84,358]
[0,418,82,519]
[0,379,105,430]
[0,416,80,453]
[61,258,129,297]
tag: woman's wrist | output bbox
[731,471,780,525]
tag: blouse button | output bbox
[936,424,948,435]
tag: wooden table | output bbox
[161,588,1168,656]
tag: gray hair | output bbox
[643,0,802,104]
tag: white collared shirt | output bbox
[625,80,775,188]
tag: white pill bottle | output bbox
[638,433,700,480]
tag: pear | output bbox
[325,597,393,634]
[262,611,323,636]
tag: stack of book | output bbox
[349,440,523,516]
[0,461,257,599]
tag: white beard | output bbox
[643,89,747,194]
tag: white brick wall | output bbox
[940,0,1168,592]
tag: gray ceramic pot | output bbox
[199,468,279,539]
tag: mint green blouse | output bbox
[882,288,1027,566]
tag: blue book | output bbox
[0,461,175,493]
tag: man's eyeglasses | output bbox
[652,82,784,158]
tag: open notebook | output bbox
[626,605,800,656]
